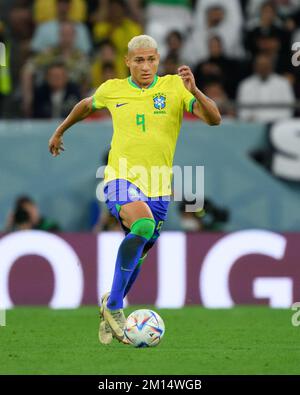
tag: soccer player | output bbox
[49,35,221,344]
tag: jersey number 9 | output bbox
[136,114,146,132]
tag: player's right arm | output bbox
[48,96,94,157]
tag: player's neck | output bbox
[131,76,155,89]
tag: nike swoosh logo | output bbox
[121,267,133,272]
[116,103,128,108]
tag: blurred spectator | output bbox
[33,62,81,118]
[31,0,92,55]
[145,0,192,59]
[244,1,292,74]
[12,208,33,231]
[127,0,145,26]
[91,199,122,232]
[91,40,127,89]
[159,31,184,75]
[86,0,108,31]
[90,61,117,118]
[179,198,229,231]
[180,208,203,231]
[33,0,87,24]
[246,0,300,22]
[237,53,295,122]
[203,82,236,118]
[7,4,34,102]
[183,0,244,66]
[161,54,180,75]
[93,212,122,232]
[165,30,184,59]
[5,196,60,232]
[291,8,300,52]
[101,63,118,81]
[92,0,142,78]
[22,21,90,116]
[193,36,250,99]
[89,0,144,28]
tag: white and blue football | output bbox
[124,309,165,348]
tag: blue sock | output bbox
[107,233,148,310]
[123,254,147,297]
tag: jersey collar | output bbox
[128,74,158,90]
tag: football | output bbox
[124,309,165,348]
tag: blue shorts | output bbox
[104,179,170,246]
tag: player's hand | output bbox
[178,65,197,95]
[48,133,65,157]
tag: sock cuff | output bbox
[130,217,156,240]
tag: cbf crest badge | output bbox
[153,93,166,110]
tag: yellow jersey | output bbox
[92,74,196,197]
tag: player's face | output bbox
[126,48,160,87]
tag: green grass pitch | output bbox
[0,306,299,375]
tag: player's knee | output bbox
[130,217,156,240]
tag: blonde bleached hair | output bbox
[128,35,158,52]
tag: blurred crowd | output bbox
[1,0,300,121]
[4,195,60,232]
[4,193,229,233]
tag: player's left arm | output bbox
[178,65,221,126]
